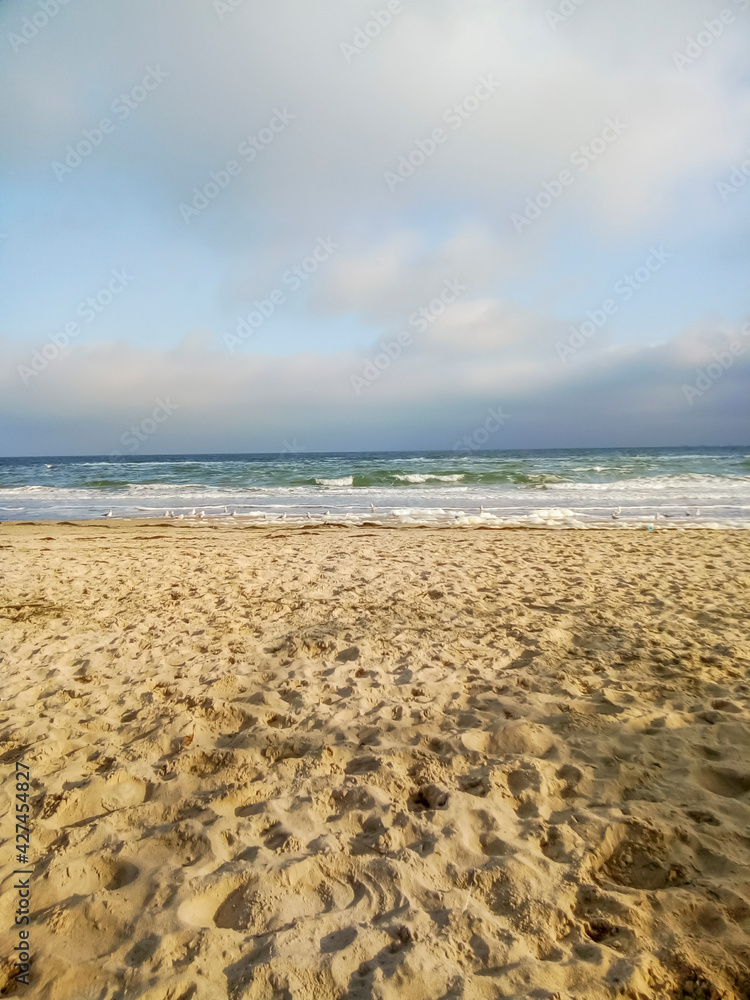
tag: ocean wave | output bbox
[393,473,465,483]
[300,470,571,487]
[1,471,747,499]
[558,474,750,492]
[1,449,749,525]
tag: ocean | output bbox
[0,447,748,527]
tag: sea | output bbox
[0,447,748,528]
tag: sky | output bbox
[0,0,749,456]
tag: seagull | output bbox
[199,510,206,518]
[370,503,376,513]
[611,506,621,520]
[306,511,312,519]
[189,508,197,516]
[104,510,113,518]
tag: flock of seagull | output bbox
[610,506,701,520]
[98,505,705,522]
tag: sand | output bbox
[0,521,749,1000]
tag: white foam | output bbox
[394,473,464,483]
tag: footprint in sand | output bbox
[181,861,328,934]
[599,825,690,890]
[265,712,296,729]
[38,855,139,907]
[345,755,381,775]
[506,767,541,818]
[697,766,750,799]
[459,771,491,797]
[320,927,358,953]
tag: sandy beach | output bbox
[1,522,749,1000]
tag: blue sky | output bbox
[1,0,749,455]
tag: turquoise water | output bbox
[0,447,748,526]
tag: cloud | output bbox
[2,319,747,455]
[314,226,513,324]
[3,0,748,251]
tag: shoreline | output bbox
[2,447,748,532]
[1,517,748,531]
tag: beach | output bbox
[1,521,749,999]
